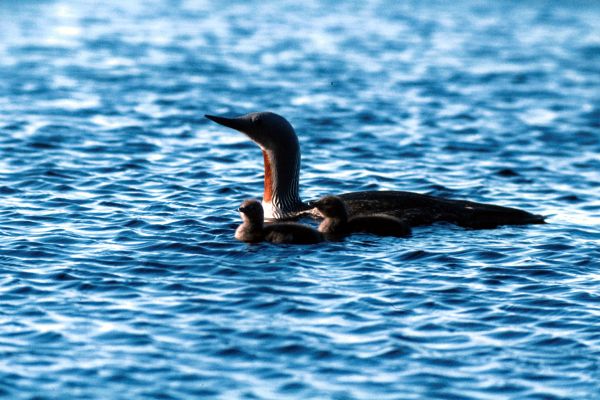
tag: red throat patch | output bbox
[262,150,273,202]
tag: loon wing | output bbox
[336,191,545,229]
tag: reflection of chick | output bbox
[235,200,323,244]
[312,195,411,238]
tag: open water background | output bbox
[1,1,599,399]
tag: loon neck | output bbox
[261,148,305,219]
[262,150,273,203]
[319,216,347,234]
[318,207,349,233]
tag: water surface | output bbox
[1,1,599,399]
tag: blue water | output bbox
[1,0,599,399]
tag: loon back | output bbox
[336,191,545,229]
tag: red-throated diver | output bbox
[207,112,545,229]
[236,199,323,244]
[311,195,411,238]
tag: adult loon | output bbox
[207,112,545,229]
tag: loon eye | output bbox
[253,116,263,125]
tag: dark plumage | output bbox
[206,112,546,229]
[312,195,411,238]
[235,199,323,244]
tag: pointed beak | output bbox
[205,114,252,133]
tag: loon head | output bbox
[238,199,264,225]
[205,112,296,151]
[206,112,307,220]
[310,195,349,220]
